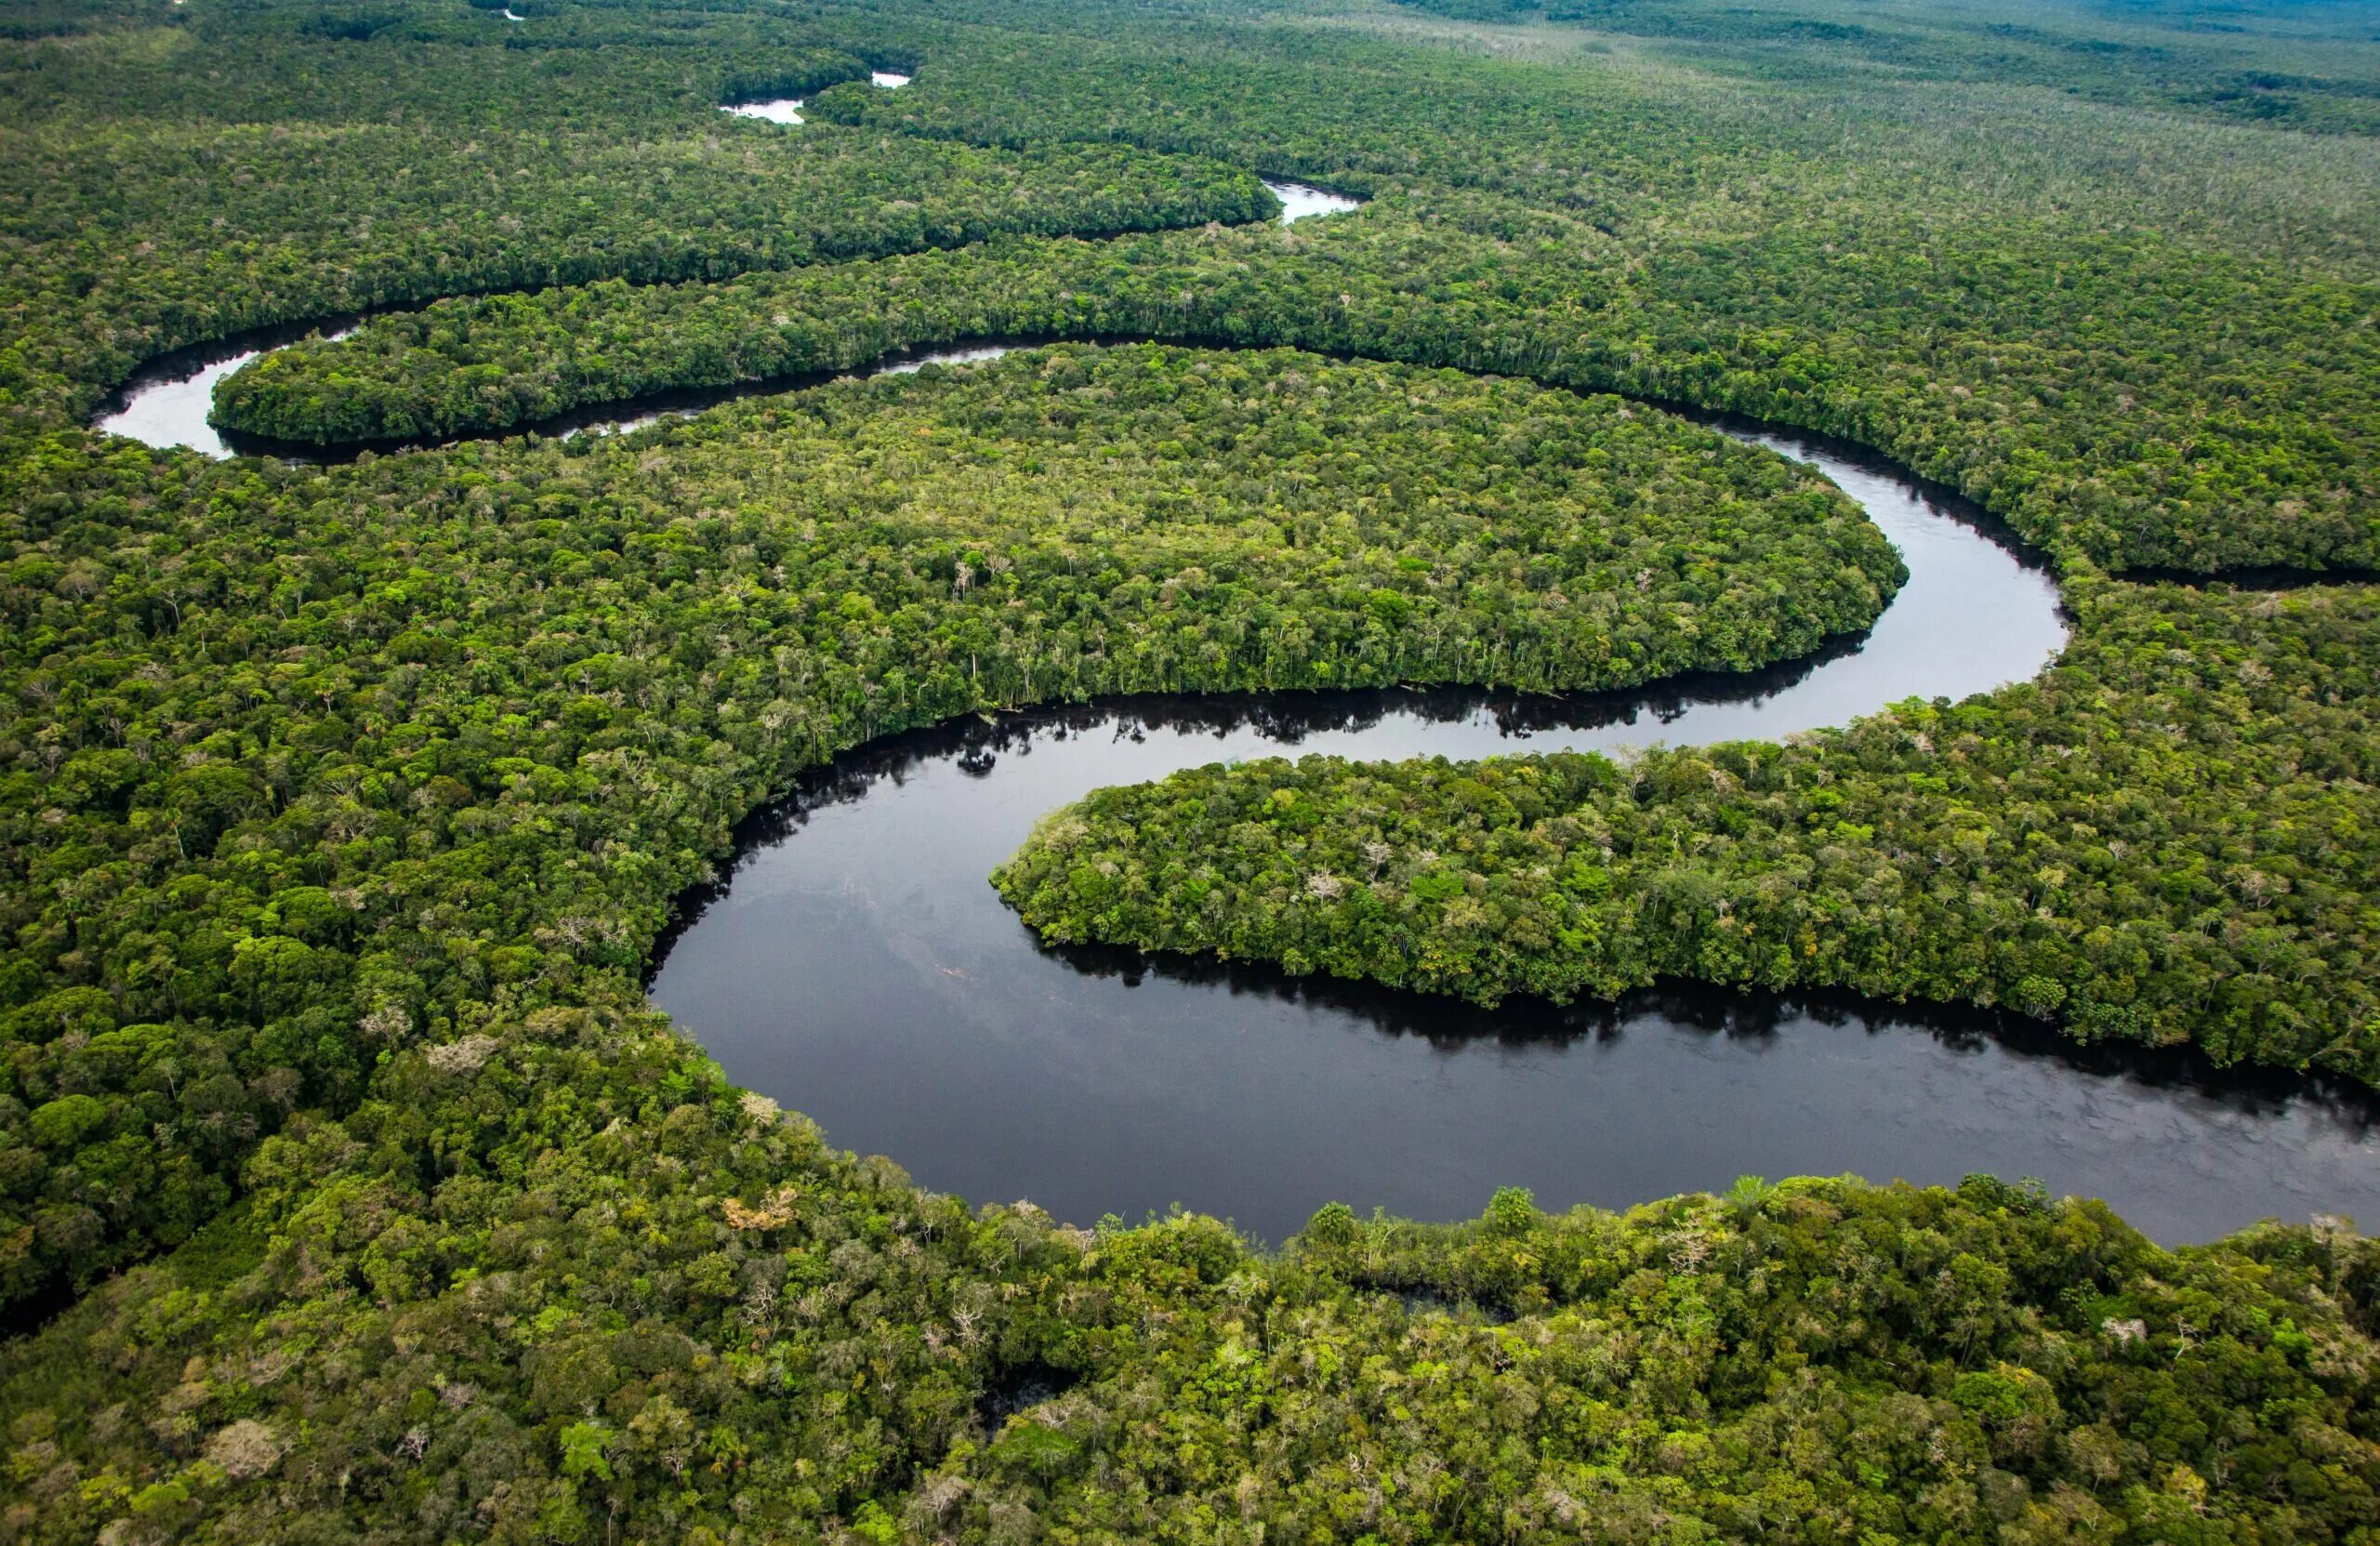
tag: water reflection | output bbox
[91,320,358,459]
[721,98,802,125]
[83,313,2369,1245]
[1262,178,1364,222]
[633,435,2370,1254]
[93,350,257,460]
[651,676,2378,1249]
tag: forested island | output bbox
[5,0,2379,1540]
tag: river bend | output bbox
[87,324,2380,1246]
[644,421,2377,1247]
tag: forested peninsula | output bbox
[4,0,2379,1541]
[9,341,1908,1299]
[996,579,2380,1077]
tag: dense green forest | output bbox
[1374,0,2380,134]
[4,1036,2373,1542]
[0,6,1276,425]
[4,0,2379,1539]
[5,341,1900,1302]
[997,578,2380,1078]
[215,140,2380,575]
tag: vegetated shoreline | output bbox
[988,565,2380,1087]
[87,300,2122,600]
[26,334,1915,1298]
[30,15,2374,1213]
[643,680,2380,1252]
[986,730,2380,1083]
[124,273,2368,601]
[11,5,2380,1539]
[60,251,2378,1310]
[177,173,2380,577]
[99,302,2380,595]
[65,151,1284,430]
[85,178,1372,458]
[111,306,2380,1089]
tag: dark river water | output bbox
[90,330,2379,1245]
[645,425,2380,1246]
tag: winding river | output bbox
[87,170,1359,457]
[641,417,2378,1248]
[92,320,359,460]
[90,322,2379,1247]
[719,67,910,126]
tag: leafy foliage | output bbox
[1381,0,2380,135]
[0,340,1894,1307]
[215,188,2380,573]
[0,1,1272,428]
[2,0,2378,1536]
[2,1004,2374,1542]
[998,579,2380,1079]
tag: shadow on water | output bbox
[1039,934,2379,1129]
[626,412,2374,1247]
[643,665,1870,968]
[643,681,2380,1249]
[92,316,358,420]
[91,315,371,460]
[88,317,2058,608]
[91,307,2375,1249]
[2120,562,2380,590]
[97,330,1083,463]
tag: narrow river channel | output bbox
[644,421,2379,1247]
[90,326,2378,1246]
